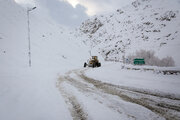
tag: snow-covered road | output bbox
[57,68,180,120]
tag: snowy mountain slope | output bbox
[0,0,89,120]
[76,0,180,66]
[0,0,89,69]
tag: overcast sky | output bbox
[14,0,134,27]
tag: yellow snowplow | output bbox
[84,56,101,68]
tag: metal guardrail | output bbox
[125,67,180,75]
[162,70,180,75]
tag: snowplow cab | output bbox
[92,56,97,59]
[91,56,99,62]
[84,56,101,68]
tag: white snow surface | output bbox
[85,62,180,96]
[0,0,89,120]
[58,68,166,120]
[1,0,180,120]
[61,81,163,120]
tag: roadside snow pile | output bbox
[0,0,89,120]
[76,0,180,66]
[85,63,180,97]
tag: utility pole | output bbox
[27,7,36,67]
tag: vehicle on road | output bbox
[84,56,101,68]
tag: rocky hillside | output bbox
[76,0,180,66]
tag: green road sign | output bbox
[134,58,145,65]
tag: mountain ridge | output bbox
[76,0,180,66]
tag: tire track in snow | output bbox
[62,72,137,119]
[57,69,180,120]
[58,75,88,120]
[57,69,164,120]
[58,71,140,120]
[78,69,180,120]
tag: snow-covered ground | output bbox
[1,0,180,120]
[85,63,180,96]
[57,64,180,120]
[0,0,89,120]
[0,67,72,120]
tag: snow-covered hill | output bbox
[76,0,180,66]
[0,0,89,69]
[0,0,89,120]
